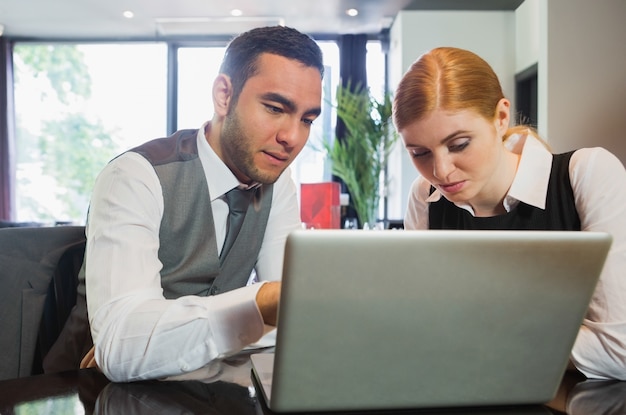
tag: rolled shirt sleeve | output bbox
[87,153,270,382]
[569,147,626,380]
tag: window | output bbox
[366,41,386,103]
[13,43,167,224]
[515,63,538,128]
[11,39,384,225]
[365,41,389,221]
[290,42,340,186]
[176,46,226,130]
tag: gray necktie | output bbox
[221,187,254,260]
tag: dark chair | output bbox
[0,220,43,228]
[0,225,86,380]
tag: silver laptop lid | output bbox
[262,230,611,412]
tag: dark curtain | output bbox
[334,34,368,226]
[0,38,15,221]
[335,34,368,143]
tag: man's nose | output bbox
[277,117,306,148]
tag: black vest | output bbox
[428,152,581,231]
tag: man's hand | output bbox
[80,345,98,370]
[256,281,281,326]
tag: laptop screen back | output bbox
[254,230,611,413]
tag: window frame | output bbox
[2,34,388,224]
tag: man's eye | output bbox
[265,104,283,114]
[302,118,315,126]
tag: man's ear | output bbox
[213,74,233,117]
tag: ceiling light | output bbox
[346,8,359,17]
[123,10,134,19]
[230,9,243,17]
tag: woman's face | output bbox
[399,99,512,212]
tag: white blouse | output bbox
[405,135,626,380]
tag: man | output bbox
[45,26,324,382]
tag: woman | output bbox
[393,46,626,380]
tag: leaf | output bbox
[324,82,399,226]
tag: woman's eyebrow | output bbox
[441,130,470,144]
[404,130,470,149]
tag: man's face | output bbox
[220,53,322,185]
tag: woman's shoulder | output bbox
[568,147,626,193]
[570,147,624,170]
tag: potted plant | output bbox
[325,83,398,229]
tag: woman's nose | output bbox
[433,153,455,180]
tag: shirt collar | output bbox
[425,134,552,214]
[504,133,552,210]
[196,122,260,201]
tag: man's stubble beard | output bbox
[221,109,283,185]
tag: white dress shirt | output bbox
[405,134,626,380]
[86,125,302,382]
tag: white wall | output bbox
[515,0,541,73]
[387,1,626,222]
[387,10,516,220]
[516,0,626,160]
[543,0,626,161]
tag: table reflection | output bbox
[95,380,259,415]
[95,379,553,415]
[94,349,264,414]
[0,368,109,414]
[2,355,626,415]
[566,379,626,415]
[543,370,626,415]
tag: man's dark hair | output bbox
[219,26,324,105]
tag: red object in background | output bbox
[300,182,341,229]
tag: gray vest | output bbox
[130,128,273,296]
[44,128,273,373]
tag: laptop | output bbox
[251,229,612,413]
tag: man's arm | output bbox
[86,153,267,382]
[81,280,281,371]
[256,281,281,326]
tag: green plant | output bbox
[325,84,398,228]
